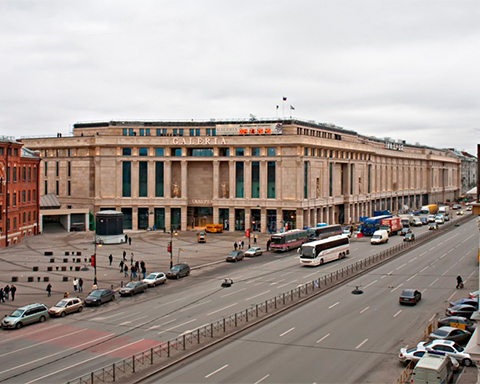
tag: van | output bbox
[411,353,453,384]
[371,230,389,244]
[205,224,223,233]
[1,303,49,329]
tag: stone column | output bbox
[131,160,139,198]
[181,206,187,231]
[296,209,304,230]
[245,160,251,199]
[260,207,266,233]
[181,161,187,199]
[260,160,267,199]
[213,160,219,199]
[229,161,235,199]
[277,208,283,233]
[165,161,172,199]
[229,208,235,233]
[148,160,155,198]
[165,208,171,231]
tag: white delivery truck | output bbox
[371,230,389,244]
[438,206,450,221]
[411,353,453,384]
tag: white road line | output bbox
[408,257,418,263]
[429,278,439,287]
[429,314,437,322]
[90,312,126,321]
[407,274,417,282]
[419,266,429,273]
[205,364,229,378]
[254,374,270,384]
[221,288,246,298]
[304,271,320,278]
[0,328,84,358]
[393,310,402,318]
[419,252,427,257]
[148,318,176,330]
[429,246,436,251]
[154,297,185,308]
[246,290,271,301]
[280,271,294,277]
[390,283,404,292]
[119,315,149,325]
[328,302,339,309]
[157,319,197,335]
[356,339,368,349]
[277,280,297,289]
[0,324,62,345]
[316,333,330,343]
[179,300,212,312]
[24,337,142,384]
[360,306,369,314]
[279,327,295,337]
[270,279,285,285]
[207,303,238,316]
[364,280,377,289]
[396,263,406,270]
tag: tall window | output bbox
[235,162,244,198]
[251,161,260,198]
[267,161,275,198]
[304,161,308,199]
[56,162,59,177]
[251,147,260,156]
[44,180,48,194]
[122,148,132,156]
[122,161,131,197]
[139,162,148,197]
[155,162,164,197]
[56,180,59,195]
[68,180,71,196]
[139,147,148,156]
[329,163,333,197]
[67,161,71,177]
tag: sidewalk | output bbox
[0,229,272,319]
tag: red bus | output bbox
[270,229,309,252]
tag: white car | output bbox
[435,215,444,224]
[398,347,460,371]
[417,339,473,366]
[142,272,167,287]
[427,214,436,222]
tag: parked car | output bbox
[469,290,479,299]
[142,272,167,287]
[1,303,49,329]
[457,210,464,216]
[166,263,190,279]
[403,233,415,242]
[449,298,478,308]
[435,215,445,224]
[399,289,422,305]
[428,222,438,230]
[466,205,472,211]
[48,298,83,317]
[226,250,245,262]
[84,289,116,306]
[398,347,460,371]
[437,316,476,333]
[245,247,263,257]
[428,326,472,345]
[452,204,461,210]
[446,304,477,319]
[119,281,148,296]
[417,339,473,366]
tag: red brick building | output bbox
[0,137,41,247]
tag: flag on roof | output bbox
[282,97,287,101]
[290,105,295,110]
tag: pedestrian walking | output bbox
[254,235,257,244]
[238,240,242,250]
[266,239,271,251]
[125,234,128,243]
[456,275,464,289]
[131,265,137,279]
[0,288,4,303]
[141,264,146,279]
[128,237,132,246]
[234,242,238,250]
[124,264,129,277]
[130,252,134,265]
[109,254,113,266]
[10,285,16,301]
[46,283,52,297]
[135,260,140,271]
[119,259,124,273]
[123,250,126,261]
[73,278,78,292]
[4,285,10,300]
[241,240,244,249]
[78,278,83,292]
[64,292,69,298]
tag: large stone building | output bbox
[447,148,477,196]
[20,118,460,233]
[0,137,41,247]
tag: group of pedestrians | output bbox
[119,256,147,280]
[0,284,17,302]
[233,240,245,250]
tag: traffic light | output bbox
[90,255,95,266]
[246,229,250,238]
[167,242,171,253]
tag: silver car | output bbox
[1,303,49,329]
[119,281,148,296]
[245,247,263,257]
[142,272,167,287]
[417,339,473,366]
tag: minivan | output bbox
[167,263,191,279]
[411,353,453,384]
[371,230,389,244]
[1,303,49,329]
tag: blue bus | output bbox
[359,214,393,236]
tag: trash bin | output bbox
[47,266,53,271]
[50,258,55,263]
[11,276,18,282]
[44,277,49,282]
[65,251,70,256]
[28,276,34,282]
[63,276,69,282]
[33,266,39,272]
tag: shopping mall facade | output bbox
[20,118,460,233]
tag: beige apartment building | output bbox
[20,118,460,233]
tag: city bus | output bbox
[298,234,350,266]
[270,229,309,252]
[307,224,343,241]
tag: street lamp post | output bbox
[169,228,178,269]
[93,238,102,286]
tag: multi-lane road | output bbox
[0,216,477,383]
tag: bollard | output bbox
[33,266,39,272]
[44,276,49,282]
[56,265,59,271]
[28,276,34,282]
[70,266,73,271]
[37,277,41,282]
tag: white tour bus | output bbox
[298,234,350,266]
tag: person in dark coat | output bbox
[46,283,52,297]
[123,250,126,261]
[456,275,463,289]
[4,285,10,300]
[0,288,4,303]
[124,264,129,277]
[119,259,124,273]
[108,254,113,266]
[128,237,132,246]
[78,278,83,292]
[234,242,238,250]
[10,285,16,301]
[266,239,271,251]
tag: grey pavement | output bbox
[0,228,271,320]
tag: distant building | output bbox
[447,148,477,195]
[0,137,41,247]
[20,118,461,233]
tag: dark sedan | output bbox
[403,233,415,242]
[449,298,478,308]
[437,316,476,333]
[166,263,190,279]
[428,326,472,345]
[84,289,116,306]
[226,250,244,262]
[446,304,477,319]
[399,289,421,305]
[119,281,148,296]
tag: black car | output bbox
[437,316,477,333]
[226,250,245,262]
[399,289,421,305]
[84,289,116,306]
[446,305,477,319]
[166,263,190,279]
[400,228,411,236]
[403,233,415,242]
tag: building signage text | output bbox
[385,142,404,151]
[171,137,227,145]
[216,123,283,136]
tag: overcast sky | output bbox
[0,0,478,155]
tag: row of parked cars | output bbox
[226,247,263,262]
[1,263,192,330]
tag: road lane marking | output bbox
[356,339,368,349]
[408,257,418,263]
[270,279,285,285]
[280,271,294,277]
[429,314,436,322]
[254,374,270,384]
[364,280,377,289]
[119,315,149,325]
[246,291,271,301]
[396,263,406,270]
[360,306,369,314]
[429,246,436,251]
[207,303,238,316]
[390,283,403,292]
[1,334,112,376]
[147,318,176,330]
[304,271,320,278]
[24,338,143,384]
[154,297,185,308]
[0,324,62,345]
[0,328,84,358]
[393,310,402,318]
[429,278,439,287]
[90,312,126,321]
[157,319,197,335]
[179,300,212,312]
[419,266,429,273]
[316,333,330,343]
[328,302,339,309]
[205,364,228,378]
[221,288,246,298]
[279,327,295,337]
[419,252,427,257]
[407,273,417,282]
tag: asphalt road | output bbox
[145,219,479,383]
[0,215,470,383]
